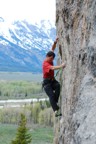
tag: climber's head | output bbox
[46,51,55,62]
[46,51,55,59]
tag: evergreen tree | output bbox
[11,113,32,144]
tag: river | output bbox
[0,98,48,109]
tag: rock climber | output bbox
[42,38,66,117]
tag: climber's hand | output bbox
[61,63,66,69]
[55,37,59,43]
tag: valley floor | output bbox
[0,72,42,82]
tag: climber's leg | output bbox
[43,82,59,112]
[52,79,60,103]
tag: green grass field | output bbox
[0,124,54,144]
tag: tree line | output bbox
[0,100,54,127]
[0,81,45,99]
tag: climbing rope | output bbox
[55,67,63,107]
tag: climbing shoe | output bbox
[55,109,62,117]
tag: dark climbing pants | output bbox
[43,79,60,111]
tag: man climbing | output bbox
[42,38,66,117]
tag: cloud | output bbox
[0,0,56,23]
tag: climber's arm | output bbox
[50,63,66,70]
[51,37,59,52]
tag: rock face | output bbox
[55,0,96,144]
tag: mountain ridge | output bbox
[0,17,56,72]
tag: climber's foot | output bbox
[55,109,62,117]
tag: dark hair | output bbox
[46,51,55,58]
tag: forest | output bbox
[0,73,54,144]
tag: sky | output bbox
[0,0,56,23]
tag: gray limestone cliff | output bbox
[55,0,96,144]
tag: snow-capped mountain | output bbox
[0,17,56,72]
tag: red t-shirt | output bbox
[42,60,54,78]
